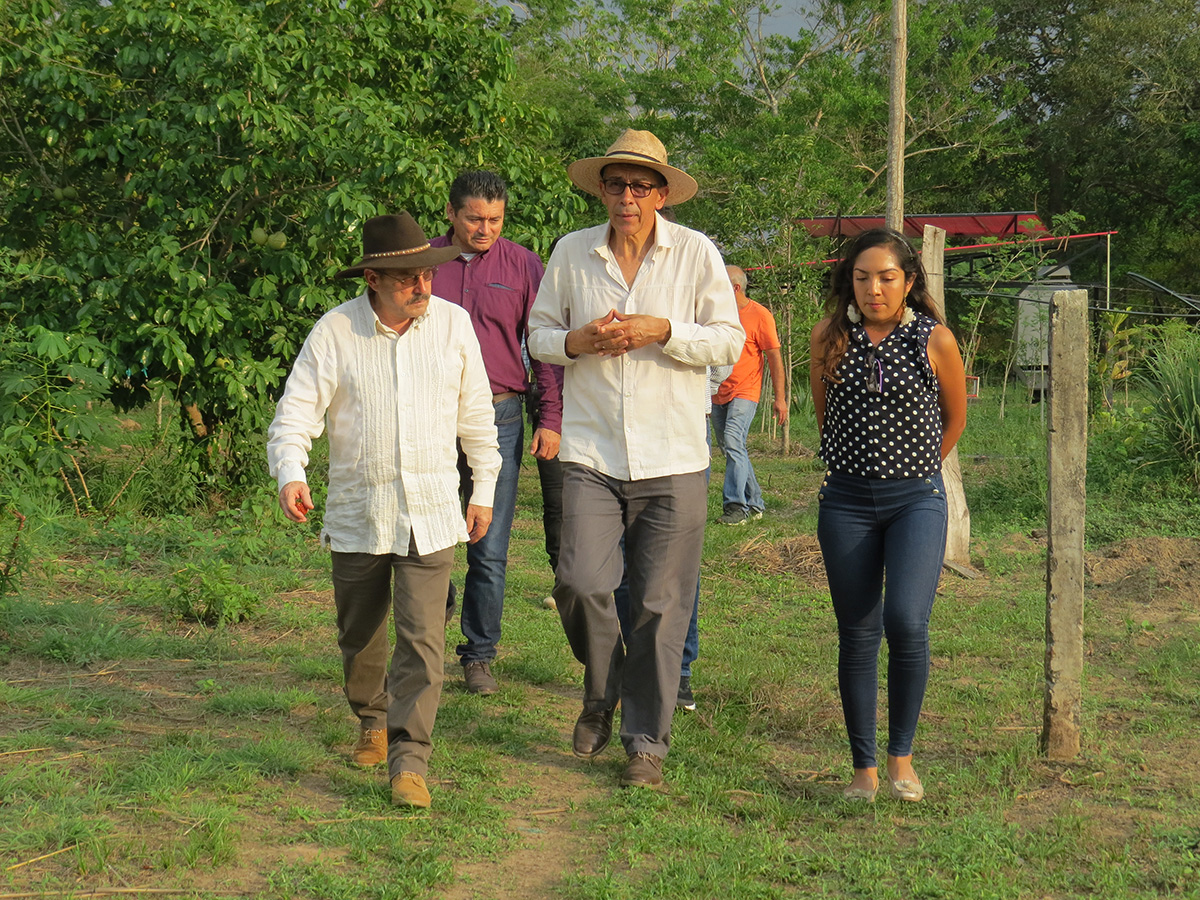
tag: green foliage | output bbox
[0,0,577,492]
[159,560,262,626]
[1144,328,1200,484]
[0,322,109,497]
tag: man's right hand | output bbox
[279,481,315,523]
[565,309,620,358]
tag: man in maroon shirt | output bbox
[431,171,563,695]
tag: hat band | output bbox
[606,150,666,165]
[363,243,431,259]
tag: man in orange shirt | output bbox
[712,266,788,525]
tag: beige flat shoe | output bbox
[843,784,878,802]
[889,777,924,802]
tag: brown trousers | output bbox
[553,464,707,759]
[330,541,455,778]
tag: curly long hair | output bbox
[816,227,945,382]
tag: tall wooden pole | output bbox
[885,0,907,230]
[1041,289,1088,759]
[921,225,971,567]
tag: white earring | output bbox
[846,304,862,324]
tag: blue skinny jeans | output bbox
[816,470,947,770]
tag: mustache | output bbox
[409,291,431,304]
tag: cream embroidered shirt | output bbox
[267,294,500,555]
[527,214,743,480]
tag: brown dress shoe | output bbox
[350,727,387,767]
[572,707,614,759]
[463,660,498,695]
[620,752,664,789]
[391,771,431,808]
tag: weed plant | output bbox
[1144,326,1200,485]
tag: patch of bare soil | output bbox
[1086,536,1200,623]
[439,743,603,900]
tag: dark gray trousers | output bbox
[330,540,455,778]
[554,463,707,758]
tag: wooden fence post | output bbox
[921,225,971,567]
[1041,289,1088,759]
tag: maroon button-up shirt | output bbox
[430,233,562,433]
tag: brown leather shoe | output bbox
[463,660,498,695]
[620,752,664,789]
[350,727,387,767]
[390,771,431,808]
[572,707,614,759]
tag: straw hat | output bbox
[335,212,460,279]
[567,129,698,204]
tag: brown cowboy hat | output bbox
[335,212,460,279]
[567,129,698,204]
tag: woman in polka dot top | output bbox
[808,228,967,803]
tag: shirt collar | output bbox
[593,212,672,262]
[443,226,496,260]
[365,294,430,337]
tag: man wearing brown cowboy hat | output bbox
[267,212,501,809]
[528,129,744,789]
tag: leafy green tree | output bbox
[0,0,579,489]
[983,0,1200,291]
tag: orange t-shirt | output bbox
[714,299,781,404]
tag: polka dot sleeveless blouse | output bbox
[820,312,943,478]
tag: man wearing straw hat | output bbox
[528,129,743,789]
[268,213,500,809]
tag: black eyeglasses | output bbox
[601,178,660,198]
[864,345,883,394]
[387,267,438,288]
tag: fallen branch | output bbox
[6,667,120,684]
[5,844,77,871]
[303,815,422,825]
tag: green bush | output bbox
[161,561,261,626]
[1144,330,1200,484]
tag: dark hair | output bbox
[817,228,945,381]
[448,170,508,212]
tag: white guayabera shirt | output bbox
[528,213,744,481]
[267,294,500,556]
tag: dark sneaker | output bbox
[676,675,696,712]
[749,509,764,521]
[572,707,614,759]
[463,660,498,695]
[718,507,748,526]
[620,752,665,789]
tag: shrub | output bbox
[1144,330,1200,484]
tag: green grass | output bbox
[0,396,1198,898]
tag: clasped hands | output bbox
[565,309,670,358]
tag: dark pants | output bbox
[816,471,948,770]
[554,463,707,759]
[331,541,455,778]
[536,454,564,574]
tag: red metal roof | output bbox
[798,212,1048,238]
